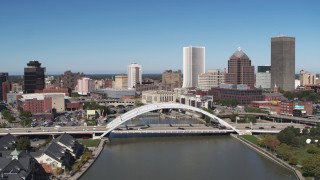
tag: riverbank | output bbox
[68,138,108,180]
[231,134,304,180]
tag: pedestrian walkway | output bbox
[67,138,107,180]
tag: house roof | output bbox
[54,133,75,148]
[42,142,65,163]
[0,134,17,151]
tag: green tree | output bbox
[134,99,143,107]
[302,155,320,177]
[276,143,293,160]
[277,126,300,145]
[306,144,320,154]
[16,137,31,151]
[258,135,280,151]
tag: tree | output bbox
[302,155,320,177]
[16,137,31,151]
[277,126,300,145]
[259,135,280,151]
[306,144,320,154]
[134,99,143,107]
[276,143,292,160]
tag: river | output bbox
[80,135,296,180]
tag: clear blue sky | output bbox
[0,0,319,75]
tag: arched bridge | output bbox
[100,102,239,138]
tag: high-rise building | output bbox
[0,73,9,101]
[162,70,182,91]
[59,70,85,90]
[182,46,205,88]
[76,77,95,95]
[300,70,316,86]
[127,63,142,89]
[225,48,255,88]
[271,36,295,91]
[256,65,271,89]
[114,75,128,89]
[23,60,46,94]
[198,69,225,90]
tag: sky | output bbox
[0,0,319,75]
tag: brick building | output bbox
[208,84,264,105]
[225,48,255,88]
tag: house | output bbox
[0,134,17,150]
[35,133,84,173]
[0,149,48,180]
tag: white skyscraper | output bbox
[182,46,205,88]
[128,63,142,89]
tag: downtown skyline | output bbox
[0,0,319,75]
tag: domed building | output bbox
[225,47,255,88]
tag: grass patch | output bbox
[78,139,100,147]
[241,135,259,145]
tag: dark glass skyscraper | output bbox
[225,48,255,88]
[23,60,46,94]
[271,36,295,91]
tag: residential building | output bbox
[0,134,17,150]
[198,69,225,90]
[182,46,205,88]
[256,65,271,89]
[208,84,264,105]
[35,133,84,173]
[300,70,316,86]
[113,74,128,89]
[225,47,255,88]
[104,79,113,88]
[59,70,85,90]
[23,60,46,94]
[162,70,182,91]
[128,63,142,89]
[76,77,95,95]
[142,90,177,104]
[0,149,48,179]
[20,93,65,113]
[0,72,9,102]
[271,36,295,91]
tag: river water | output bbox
[80,136,296,180]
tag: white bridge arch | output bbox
[100,102,239,138]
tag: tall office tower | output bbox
[127,63,142,89]
[300,70,316,86]
[256,65,271,89]
[271,36,295,91]
[198,69,225,90]
[182,46,205,88]
[225,48,255,88]
[0,72,9,101]
[23,60,46,94]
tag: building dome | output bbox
[230,47,249,59]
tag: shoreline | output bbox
[230,134,304,180]
[68,138,108,180]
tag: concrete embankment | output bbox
[69,138,108,180]
[230,134,304,180]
